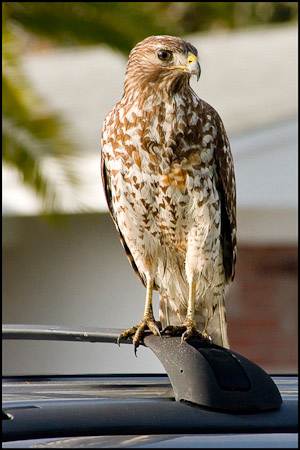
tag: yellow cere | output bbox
[187,53,198,64]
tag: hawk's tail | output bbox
[159,293,184,328]
[202,295,230,349]
[159,292,229,349]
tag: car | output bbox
[2,324,298,448]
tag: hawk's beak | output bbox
[187,52,201,81]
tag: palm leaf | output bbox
[4,2,169,54]
[3,19,79,212]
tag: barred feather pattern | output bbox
[101,36,236,348]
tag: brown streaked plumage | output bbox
[101,35,237,352]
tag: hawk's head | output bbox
[124,35,201,96]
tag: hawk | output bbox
[101,35,236,353]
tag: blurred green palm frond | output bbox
[3,19,79,212]
[4,2,168,54]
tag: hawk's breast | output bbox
[102,96,220,260]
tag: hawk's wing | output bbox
[213,111,237,281]
[101,152,146,287]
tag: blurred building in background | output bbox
[3,8,297,376]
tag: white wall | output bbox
[3,214,164,375]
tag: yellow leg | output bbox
[118,278,161,355]
[163,278,211,343]
[162,278,197,338]
[186,278,196,322]
[157,275,214,344]
[143,278,154,319]
[180,277,199,342]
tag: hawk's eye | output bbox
[157,49,173,62]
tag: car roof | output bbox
[2,373,298,443]
[2,326,298,446]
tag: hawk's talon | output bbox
[201,329,212,342]
[180,324,212,344]
[161,323,212,343]
[118,318,161,355]
[162,325,186,336]
[148,321,161,337]
[117,325,138,346]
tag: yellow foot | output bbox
[118,318,161,356]
[162,320,212,344]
